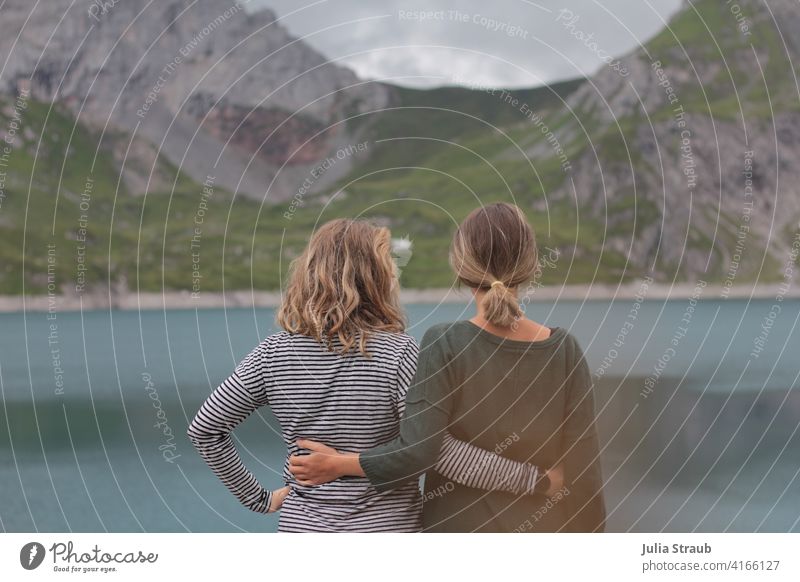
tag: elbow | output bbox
[395,441,440,481]
[412,443,441,476]
[186,415,228,454]
[186,416,205,448]
[186,416,198,439]
[362,446,433,492]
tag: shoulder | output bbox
[557,331,591,382]
[239,331,297,364]
[232,333,290,386]
[415,322,467,364]
[420,321,462,345]
[257,330,292,352]
[560,330,585,358]
[384,330,418,349]
[419,321,480,356]
[364,331,418,366]
[369,330,417,352]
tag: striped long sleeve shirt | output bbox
[187,330,540,532]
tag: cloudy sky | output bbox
[247,0,683,88]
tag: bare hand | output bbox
[268,485,290,512]
[544,464,565,497]
[289,439,346,486]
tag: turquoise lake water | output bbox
[1,299,799,532]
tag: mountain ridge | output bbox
[0,0,798,296]
[0,0,390,200]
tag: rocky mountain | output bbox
[0,0,389,199]
[554,0,800,280]
[0,0,797,296]
[323,0,799,287]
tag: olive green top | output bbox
[360,320,606,532]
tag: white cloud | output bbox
[247,0,683,88]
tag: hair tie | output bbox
[490,280,505,289]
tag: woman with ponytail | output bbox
[189,218,552,532]
[289,204,606,532]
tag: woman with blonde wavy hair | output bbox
[290,204,606,532]
[188,218,547,532]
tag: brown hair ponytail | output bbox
[449,203,538,327]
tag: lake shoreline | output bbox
[1,280,797,313]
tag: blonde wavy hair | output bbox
[449,203,539,327]
[277,218,405,355]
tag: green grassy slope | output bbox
[1,81,611,295]
[0,0,794,295]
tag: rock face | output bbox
[0,0,391,199]
[554,0,800,280]
[0,0,797,288]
